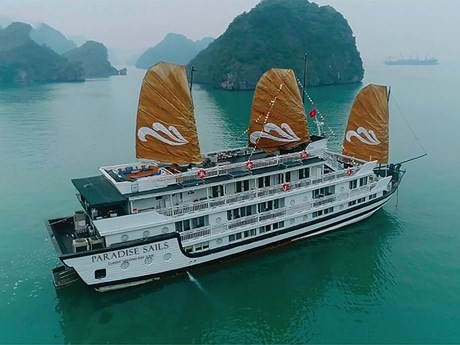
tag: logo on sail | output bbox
[346,127,381,146]
[138,122,189,146]
[249,123,300,144]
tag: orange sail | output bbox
[342,84,389,163]
[248,69,310,152]
[136,62,202,164]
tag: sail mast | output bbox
[302,53,307,104]
[189,65,196,95]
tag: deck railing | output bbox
[178,182,381,243]
[155,166,365,217]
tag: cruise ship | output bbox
[47,63,404,292]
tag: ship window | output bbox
[194,241,209,251]
[275,174,283,185]
[324,207,334,215]
[257,176,271,188]
[192,216,205,229]
[258,199,281,213]
[348,200,357,207]
[369,193,377,200]
[236,180,250,193]
[95,269,106,279]
[273,221,284,230]
[285,172,291,183]
[211,185,224,198]
[358,197,366,203]
[259,225,271,234]
[175,219,191,232]
[243,229,256,238]
[230,232,243,242]
[312,186,334,199]
[359,177,368,186]
[299,168,310,179]
[184,246,193,253]
[349,180,358,189]
[313,210,323,218]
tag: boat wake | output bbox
[186,271,206,294]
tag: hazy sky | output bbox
[2,0,459,65]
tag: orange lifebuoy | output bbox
[282,182,290,192]
[197,168,207,179]
[246,160,254,171]
[346,168,353,176]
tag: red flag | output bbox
[309,108,317,118]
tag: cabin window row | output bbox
[175,216,207,232]
[348,194,375,207]
[226,199,284,221]
[312,186,335,199]
[313,207,334,218]
[227,206,255,220]
[349,177,369,190]
[184,241,210,253]
[229,229,257,242]
[209,167,313,199]
[259,221,285,234]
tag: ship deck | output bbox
[46,217,75,256]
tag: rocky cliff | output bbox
[136,33,214,69]
[30,23,77,54]
[0,22,84,83]
[63,41,119,78]
[189,0,364,89]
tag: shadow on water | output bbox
[53,207,404,344]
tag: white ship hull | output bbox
[62,192,393,292]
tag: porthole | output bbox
[162,226,169,234]
[303,215,308,221]
[164,253,172,261]
[217,238,223,245]
[121,261,129,270]
[290,199,295,206]
[216,217,222,224]
[145,256,153,265]
[340,186,345,193]
[290,219,295,225]
[121,234,129,242]
[143,230,150,238]
[94,269,106,279]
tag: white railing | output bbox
[155,165,366,217]
[228,216,259,230]
[107,148,323,192]
[177,182,381,243]
[180,227,211,241]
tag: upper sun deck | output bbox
[99,139,331,195]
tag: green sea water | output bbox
[1,63,459,344]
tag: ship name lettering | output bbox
[142,241,169,253]
[91,247,140,263]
